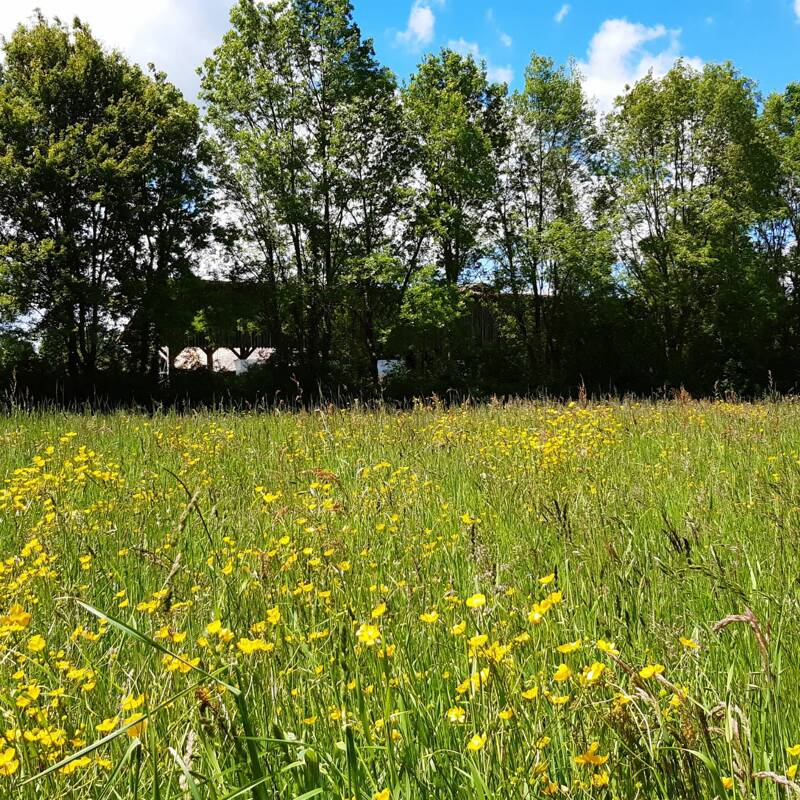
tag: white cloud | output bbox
[554,4,571,24]
[795,0,800,21]
[0,1,166,49]
[0,1,234,100]
[396,1,436,49]
[486,8,512,46]
[577,18,702,113]
[448,37,480,58]
[487,65,514,84]
[448,38,513,85]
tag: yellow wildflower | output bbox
[597,639,619,656]
[356,624,381,647]
[0,747,19,776]
[124,714,148,739]
[60,756,91,775]
[548,694,571,706]
[446,707,466,723]
[582,661,606,685]
[371,602,387,619]
[236,637,273,655]
[1,604,31,631]
[553,664,573,682]
[122,694,145,712]
[639,664,665,680]
[95,717,119,733]
[592,771,610,788]
[575,742,609,767]
[465,593,486,610]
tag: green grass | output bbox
[0,400,799,798]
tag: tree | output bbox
[489,53,609,380]
[117,74,214,379]
[325,43,417,389]
[0,15,211,385]
[759,85,800,378]
[202,0,412,389]
[606,61,778,385]
[404,49,506,285]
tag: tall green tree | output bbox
[489,53,610,380]
[606,61,779,384]
[404,49,506,285]
[117,74,214,379]
[760,85,800,370]
[325,41,417,389]
[0,15,211,384]
[202,0,412,387]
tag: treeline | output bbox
[1,0,799,403]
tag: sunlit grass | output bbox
[0,400,799,798]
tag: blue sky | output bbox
[1,1,798,109]
[355,0,800,109]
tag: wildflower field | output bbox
[1,401,799,799]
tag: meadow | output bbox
[0,401,799,799]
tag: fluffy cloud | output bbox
[0,1,167,49]
[0,0,233,100]
[448,37,513,85]
[795,0,800,20]
[486,8,512,47]
[554,4,571,24]
[487,64,514,84]
[396,1,437,49]
[577,19,702,113]
[448,37,480,58]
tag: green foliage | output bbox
[487,52,610,383]
[0,3,799,399]
[607,61,782,382]
[201,0,413,385]
[404,49,506,284]
[400,264,466,333]
[0,15,211,382]
[760,85,800,334]
[0,329,37,375]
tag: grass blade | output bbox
[73,598,240,696]
[22,680,203,785]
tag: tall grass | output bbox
[0,400,799,798]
